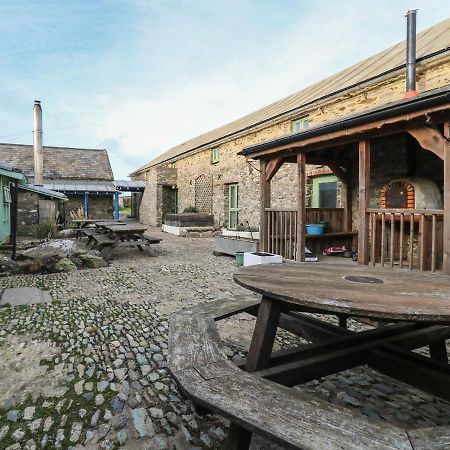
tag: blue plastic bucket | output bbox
[306,224,325,235]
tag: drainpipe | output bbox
[404,10,419,99]
[11,180,18,260]
[84,192,89,218]
[33,100,44,185]
[114,192,120,220]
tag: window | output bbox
[291,116,309,133]
[228,183,239,229]
[3,185,11,203]
[312,175,338,208]
[211,147,220,164]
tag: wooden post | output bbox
[443,122,450,275]
[260,160,271,252]
[328,163,352,232]
[358,139,370,265]
[297,153,306,262]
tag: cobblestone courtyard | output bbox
[1,229,450,449]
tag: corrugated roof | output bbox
[130,17,450,176]
[43,180,116,193]
[0,144,114,181]
[20,184,68,201]
[113,180,146,191]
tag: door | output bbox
[228,183,239,229]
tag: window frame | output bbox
[211,147,220,164]
[3,185,11,203]
[291,116,309,133]
[312,175,338,208]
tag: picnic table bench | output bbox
[168,300,430,450]
[168,262,450,449]
[93,224,162,260]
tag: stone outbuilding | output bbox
[130,18,450,232]
[0,144,115,221]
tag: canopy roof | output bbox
[113,180,145,191]
[43,180,116,194]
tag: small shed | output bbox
[0,163,26,244]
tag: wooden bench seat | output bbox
[168,299,448,450]
[81,228,101,244]
[92,234,115,247]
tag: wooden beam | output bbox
[443,121,450,275]
[358,140,370,265]
[265,157,284,182]
[406,127,445,160]
[260,160,271,253]
[296,153,307,262]
[328,163,352,232]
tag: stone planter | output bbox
[214,236,259,256]
[221,229,260,240]
[165,213,214,227]
[243,252,283,266]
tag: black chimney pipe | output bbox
[405,10,419,98]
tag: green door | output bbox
[228,184,239,229]
[0,176,11,244]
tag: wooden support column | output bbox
[260,160,271,252]
[358,139,370,265]
[328,163,352,232]
[296,153,306,262]
[443,121,450,275]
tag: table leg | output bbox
[225,423,253,450]
[226,296,281,450]
[429,340,448,364]
[246,296,281,373]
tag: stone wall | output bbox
[136,57,450,229]
[65,194,114,221]
[17,191,39,236]
[17,191,64,237]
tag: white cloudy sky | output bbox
[1,0,449,178]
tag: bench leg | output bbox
[225,423,252,450]
[246,296,281,372]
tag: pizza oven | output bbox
[380,177,442,210]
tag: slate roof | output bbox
[20,184,68,201]
[130,17,450,176]
[0,143,114,182]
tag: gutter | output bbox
[239,86,450,156]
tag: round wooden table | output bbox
[233,262,450,406]
[234,262,450,322]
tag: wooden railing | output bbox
[367,209,444,272]
[264,208,345,260]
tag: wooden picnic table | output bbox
[226,262,450,447]
[71,218,112,238]
[91,223,161,260]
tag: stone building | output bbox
[0,144,115,221]
[131,18,450,230]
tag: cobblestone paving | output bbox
[0,229,449,450]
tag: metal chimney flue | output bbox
[404,10,419,99]
[33,100,44,185]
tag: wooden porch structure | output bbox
[240,87,450,274]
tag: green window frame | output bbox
[291,116,309,133]
[3,185,11,203]
[211,147,220,164]
[228,183,239,229]
[312,175,338,208]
